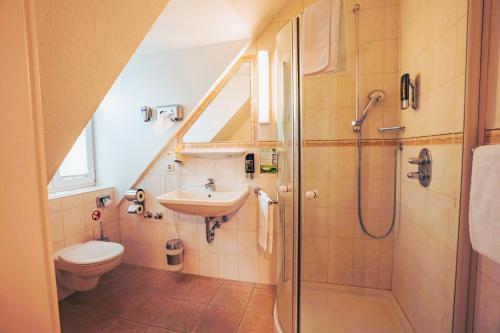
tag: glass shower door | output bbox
[275,18,300,333]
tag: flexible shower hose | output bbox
[356,133,400,239]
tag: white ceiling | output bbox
[137,0,287,53]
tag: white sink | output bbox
[157,184,249,217]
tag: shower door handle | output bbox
[305,190,319,199]
[279,185,291,193]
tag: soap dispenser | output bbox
[245,153,255,179]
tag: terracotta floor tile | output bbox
[60,307,113,332]
[177,276,222,303]
[103,264,146,290]
[237,311,274,333]
[210,282,253,309]
[246,288,276,314]
[93,287,136,315]
[192,305,244,333]
[119,292,173,324]
[148,272,194,297]
[60,265,281,333]
[101,318,149,333]
[145,326,178,333]
[153,299,206,332]
[61,284,114,311]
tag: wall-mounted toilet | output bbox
[54,241,124,293]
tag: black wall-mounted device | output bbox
[400,73,418,110]
[400,74,410,109]
[245,153,255,179]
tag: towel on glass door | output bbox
[258,193,274,254]
[301,0,346,76]
[469,145,500,264]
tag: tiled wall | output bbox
[118,146,278,285]
[392,1,468,332]
[474,255,500,333]
[48,187,121,253]
[299,0,400,289]
[474,1,500,331]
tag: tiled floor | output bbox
[59,264,276,333]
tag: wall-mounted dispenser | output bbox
[157,105,183,121]
[245,153,255,179]
[141,106,154,122]
[141,104,183,125]
[152,105,184,135]
[400,73,418,110]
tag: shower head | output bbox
[351,90,385,132]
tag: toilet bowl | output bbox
[54,241,124,292]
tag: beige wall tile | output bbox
[353,268,379,288]
[304,147,330,178]
[238,257,259,283]
[327,266,353,285]
[303,263,328,282]
[199,252,219,278]
[303,207,330,236]
[329,208,355,238]
[218,254,238,280]
[48,212,64,242]
[328,238,354,267]
[303,236,329,265]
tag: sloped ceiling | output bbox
[34,0,170,179]
[35,0,287,180]
[137,0,288,53]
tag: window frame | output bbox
[49,121,96,193]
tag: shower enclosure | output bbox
[274,1,469,332]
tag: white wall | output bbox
[93,40,247,199]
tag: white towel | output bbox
[301,0,346,76]
[469,145,500,264]
[258,192,274,254]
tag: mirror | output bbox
[182,60,253,143]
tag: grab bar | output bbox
[378,126,405,133]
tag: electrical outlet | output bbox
[166,162,175,173]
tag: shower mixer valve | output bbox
[407,148,432,187]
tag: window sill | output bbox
[48,185,114,200]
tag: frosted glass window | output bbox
[59,130,89,177]
[48,121,95,193]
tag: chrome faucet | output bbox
[204,177,216,191]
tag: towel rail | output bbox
[254,187,278,204]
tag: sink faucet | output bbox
[204,177,216,191]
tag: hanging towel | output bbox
[301,0,346,76]
[469,145,500,264]
[258,192,274,254]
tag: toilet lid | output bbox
[56,241,124,265]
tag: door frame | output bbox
[453,0,489,332]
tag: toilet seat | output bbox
[55,241,124,266]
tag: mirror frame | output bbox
[177,55,256,148]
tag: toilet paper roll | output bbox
[153,111,174,135]
[127,204,144,215]
[103,198,113,208]
[125,189,145,203]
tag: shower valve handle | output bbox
[408,157,429,165]
[407,171,424,180]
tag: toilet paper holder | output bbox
[96,194,112,208]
